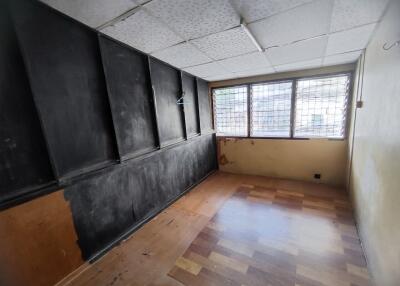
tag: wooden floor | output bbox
[58,172,371,286]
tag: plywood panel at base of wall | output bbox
[0,190,83,286]
[218,138,347,187]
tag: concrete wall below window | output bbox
[218,138,347,187]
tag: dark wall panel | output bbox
[0,3,54,202]
[99,36,157,159]
[150,59,185,146]
[11,0,117,177]
[182,72,200,138]
[197,78,213,133]
[64,134,216,259]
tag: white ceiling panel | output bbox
[205,73,237,81]
[144,0,239,40]
[323,50,361,66]
[249,0,333,48]
[326,23,376,55]
[330,0,390,32]
[40,0,139,27]
[42,0,384,82]
[191,27,257,60]
[217,52,271,73]
[267,36,327,66]
[234,66,275,78]
[274,58,322,72]
[184,62,228,78]
[101,9,183,53]
[151,42,211,68]
[231,0,313,23]
[135,0,150,4]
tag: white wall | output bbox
[348,1,400,285]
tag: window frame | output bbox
[211,71,354,140]
[212,85,249,137]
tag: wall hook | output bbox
[177,91,185,105]
[383,40,400,51]
[176,97,184,105]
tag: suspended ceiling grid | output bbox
[39,0,390,81]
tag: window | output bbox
[251,81,292,137]
[294,75,350,138]
[212,73,351,139]
[213,86,248,136]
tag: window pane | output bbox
[250,81,292,137]
[213,86,247,136]
[294,74,350,138]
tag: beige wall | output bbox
[210,65,355,188]
[218,138,347,187]
[347,1,400,285]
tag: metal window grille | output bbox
[213,86,248,136]
[250,81,292,137]
[294,74,350,139]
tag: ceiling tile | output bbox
[330,0,390,32]
[249,0,333,48]
[101,9,183,53]
[191,27,257,60]
[267,36,327,66]
[274,58,322,72]
[217,52,271,73]
[144,0,239,40]
[323,50,361,66]
[151,42,211,68]
[231,0,313,23]
[40,0,139,27]
[205,73,237,81]
[326,23,376,55]
[135,0,150,4]
[234,67,275,78]
[184,62,228,78]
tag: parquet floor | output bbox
[59,172,371,286]
[168,185,370,286]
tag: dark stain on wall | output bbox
[197,78,214,133]
[150,58,186,147]
[1,0,218,271]
[99,35,158,159]
[65,134,217,260]
[182,72,200,138]
[11,0,118,178]
[0,2,54,200]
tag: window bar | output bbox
[247,84,251,138]
[250,81,292,138]
[290,80,296,138]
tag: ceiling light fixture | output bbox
[240,18,263,52]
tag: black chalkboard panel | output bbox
[99,36,157,159]
[197,78,214,133]
[65,134,217,259]
[11,0,117,177]
[0,4,54,202]
[150,59,185,147]
[181,72,200,138]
